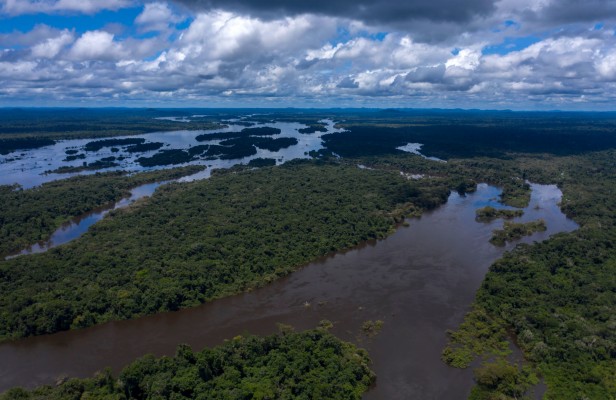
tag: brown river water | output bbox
[0,183,577,399]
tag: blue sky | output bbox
[0,0,615,110]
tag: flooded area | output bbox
[0,119,340,188]
[0,183,578,398]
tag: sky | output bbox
[0,0,615,110]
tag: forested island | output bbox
[1,328,374,400]
[0,161,448,340]
[475,206,524,222]
[0,109,615,399]
[489,220,547,246]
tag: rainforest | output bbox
[0,108,614,400]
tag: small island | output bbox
[47,159,119,174]
[476,206,524,222]
[490,219,547,246]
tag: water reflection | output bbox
[5,182,163,260]
[0,119,341,188]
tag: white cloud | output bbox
[31,30,74,58]
[135,2,181,32]
[2,4,616,108]
[445,48,481,71]
[596,52,616,80]
[69,31,125,61]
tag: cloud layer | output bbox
[0,0,615,109]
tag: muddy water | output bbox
[0,184,577,398]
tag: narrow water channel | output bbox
[5,182,164,259]
[0,183,578,398]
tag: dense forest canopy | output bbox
[1,329,375,400]
[0,161,453,341]
[0,166,204,257]
[1,110,616,399]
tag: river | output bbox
[0,183,577,398]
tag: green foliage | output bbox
[195,127,281,142]
[0,330,375,400]
[220,136,298,152]
[0,108,223,140]
[298,124,327,134]
[0,138,56,155]
[136,149,195,167]
[475,206,523,223]
[360,320,384,338]
[85,138,146,152]
[340,154,531,208]
[447,150,616,399]
[477,233,616,399]
[0,166,204,257]
[0,161,447,340]
[323,116,616,159]
[124,142,164,153]
[489,219,546,246]
[499,179,531,208]
[469,360,538,400]
[247,158,277,168]
[47,160,120,174]
[442,306,511,369]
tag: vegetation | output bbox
[0,137,55,155]
[125,142,164,153]
[443,150,616,399]
[0,161,454,340]
[241,127,281,136]
[360,320,384,339]
[247,158,277,167]
[139,135,297,166]
[476,206,523,223]
[337,154,530,208]
[48,160,120,173]
[322,118,616,160]
[0,166,204,257]
[137,149,195,167]
[0,108,223,140]
[85,138,146,152]
[3,110,616,399]
[187,145,211,156]
[219,136,298,152]
[326,118,616,398]
[489,220,547,246]
[298,124,327,134]
[0,329,375,400]
[470,360,539,400]
[498,179,530,208]
[195,131,245,141]
[441,306,511,369]
[62,153,85,162]
[195,127,282,143]
[214,143,258,160]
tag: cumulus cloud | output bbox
[31,30,74,58]
[136,2,183,32]
[1,0,616,108]
[69,31,125,61]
